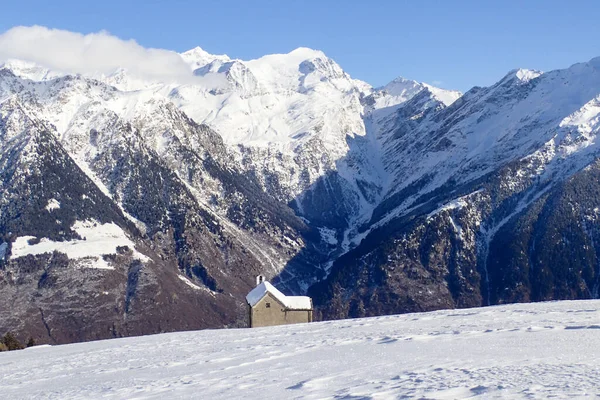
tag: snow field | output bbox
[1,300,600,399]
[10,219,149,269]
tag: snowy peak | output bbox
[379,77,462,106]
[380,76,424,101]
[515,68,543,83]
[180,46,360,96]
[501,68,543,85]
[239,46,367,94]
[0,59,60,82]
[248,47,327,67]
[193,59,258,93]
[180,46,230,70]
[421,83,462,106]
[367,76,462,114]
[288,46,327,60]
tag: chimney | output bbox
[256,275,265,286]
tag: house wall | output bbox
[283,309,313,324]
[249,293,312,328]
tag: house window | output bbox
[266,302,271,308]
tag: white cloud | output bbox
[0,26,194,82]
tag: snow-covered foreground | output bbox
[2,301,600,399]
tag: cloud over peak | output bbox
[0,26,193,82]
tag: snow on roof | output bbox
[246,281,312,310]
[284,296,313,310]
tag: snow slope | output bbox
[11,219,149,269]
[2,300,600,399]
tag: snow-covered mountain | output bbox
[313,57,600,319]
[2,300,600,399]
[3,44,600,344]
[0,46,457,290]
[0,63,317,342]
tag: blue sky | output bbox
[2,0,600,91]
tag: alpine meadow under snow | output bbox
[2,300,600,399]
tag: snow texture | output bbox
[177,275,215,295]
[427,190,484,218]
[246,281,312,310]
[10,219,149,268]
[44,198,60,211]
[2,300,600,399]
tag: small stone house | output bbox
[246,276,313,328]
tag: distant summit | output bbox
[180,46,230,70]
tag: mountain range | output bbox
[1,46,600,344]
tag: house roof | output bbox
[246,281,312,310]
